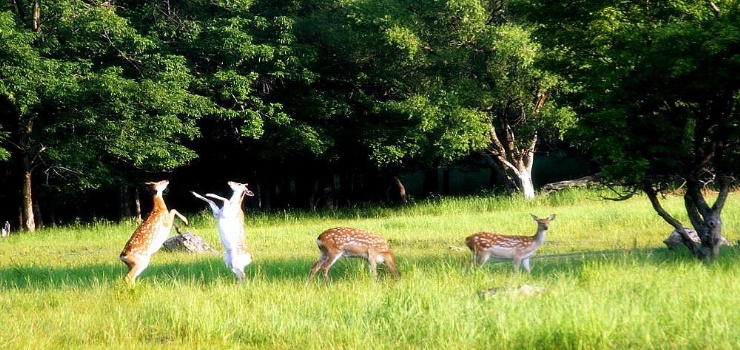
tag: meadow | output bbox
[1,189,739,349]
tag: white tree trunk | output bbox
[518,169,536,199]
[486,120,539,200]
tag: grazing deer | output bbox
[120,180,188,284]
[309,227,399,281]
[466,214,555,273]
[191,181,254,283]
[1,221,9,237]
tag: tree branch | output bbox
[486,120,520,175]
[643,180,705,259]
[685,178,712,217]
[712,175,731,213]
[708,1,721,16]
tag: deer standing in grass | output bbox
[466,214,555,273]
[309,227,399,281]
[1,221,9,237]
[191,182,254,283]
[120,180,188,284]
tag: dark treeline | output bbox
[1,0,738,261]
[0,0,578,227]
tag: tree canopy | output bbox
[0,0,737,258]
[521,0,740,258]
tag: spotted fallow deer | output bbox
[120,180,188,284]
[191,181,254,283]
[309,227,399,281]
[465,214,555,273]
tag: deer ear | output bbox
[530,213,538,221]
[548,214,556,221]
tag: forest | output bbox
[1,0,738,255]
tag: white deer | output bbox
[466,214,555,273]
[120,180,188,284]
[1,221,9,237]
[191,181,254,283]
[309,227,400,281]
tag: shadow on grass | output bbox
[0,253,405,290]
[2,245,736,290]
[0,255,313,290]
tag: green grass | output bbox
[1,189,739,349]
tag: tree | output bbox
[119,0,336,208]
[294,0,573,199]
[399,0,573,198]
[1,1,206,229]
[528,0,739,258]
[474,24,574,198]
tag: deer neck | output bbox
[229,190,245,207]
[532,226,548,246]
[151,193,167,214]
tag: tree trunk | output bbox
[518,168,536,199]
[31,0,41,32]
[684,176,729,259]
[422,163,439,196]
[484,149,537,199]
[485,120,538,199]
[441,166,451,194]
[120,185,132,220]
[18,114,36,232]
[643,176,729,260]
[21,165,35,231]
[643,181,704,258]
[134,187,142,221]
[32,203,43,229]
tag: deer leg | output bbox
[320,252,342,282]
[385,256,400,279]
[513,256,522,274]
[223,251,244,283]
[124,254,150,284]
[231,253,251,283]
[205,193,229,205]
[466,252,477,271]
[309,252,328,280]
[169,209,188,226]
[223,251,234,278]
[521,258,532,274]
[367,253,379,281]
[232,268,246,283]
[191,191,221,217]
[476,251,490,267]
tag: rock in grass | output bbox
[162,232,218,253]
[478,284,544,298]
[663,228,730,249]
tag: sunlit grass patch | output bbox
[0,189,738,349]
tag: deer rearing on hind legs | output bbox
[309,227,400,282]
[120,180,188,284]
[466,214,555,274]
[191,181,254,283]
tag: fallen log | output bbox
[541,176,599,194]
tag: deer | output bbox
[465,214,555,274]
[1,221,9,237]
[191,181,254,283]
[120,180,188,284]
[309,227,400,282]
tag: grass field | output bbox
[1,189,739,349]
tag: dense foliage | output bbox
[517,0,740,258]
[1,0,738,258]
